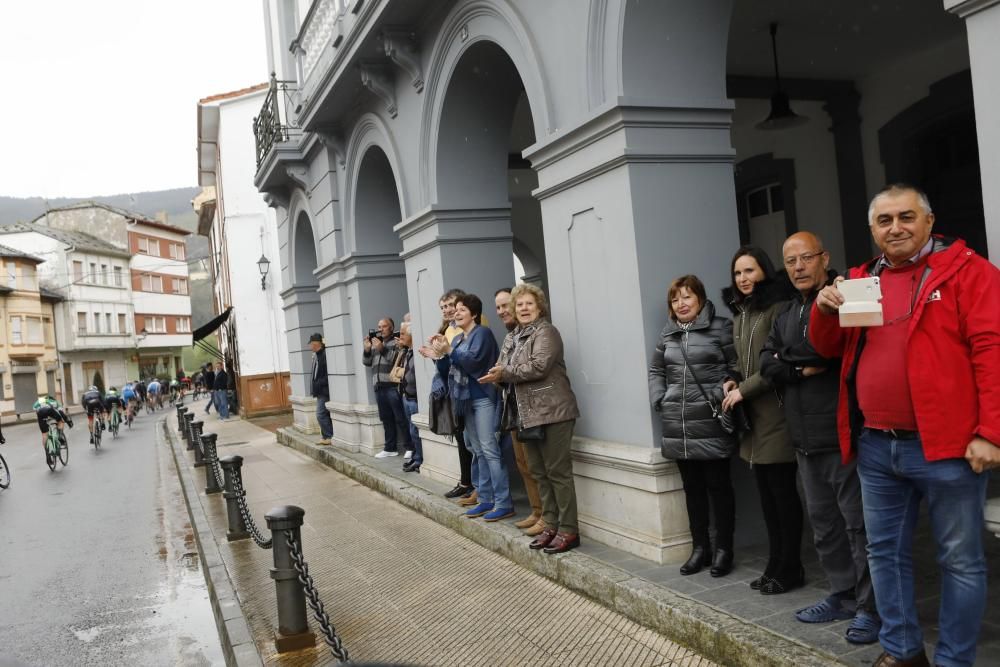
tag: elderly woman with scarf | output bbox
[430,293,513,522]
[721,245,803,596]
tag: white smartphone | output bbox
[838,277,883,327]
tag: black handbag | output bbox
[678,343,751,436]
[428,380,456,436]
[517,424,546,441]
[501,386,546,441]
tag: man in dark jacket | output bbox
[309,332,333,445]
[212,361,229,420]
[761,232,878,645]
[202,363,215,413]
[362,317,412,458]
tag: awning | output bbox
[192,306,232,343]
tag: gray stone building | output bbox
[253,0,1000,561]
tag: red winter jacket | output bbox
[809,236,1000,463]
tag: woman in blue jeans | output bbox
[431,293,513,522]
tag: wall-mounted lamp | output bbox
[138,327,148,342]
[257,254,271,290]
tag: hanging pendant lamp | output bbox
[756,22,808,131]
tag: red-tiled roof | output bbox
[198,83,269,104]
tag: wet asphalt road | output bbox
[0,405,224,666]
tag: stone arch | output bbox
[287,189,320,285]
[419,0,552,206]
[343,113,409,254]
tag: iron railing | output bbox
[253,74,298,169]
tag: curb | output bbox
[277,426,843,667]
[160,419,264,667]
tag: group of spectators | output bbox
[304,183,998,667]
[649,183,999,667]
[198,361,231,420]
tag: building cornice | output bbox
[944,0,1000,18]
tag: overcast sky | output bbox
[0,1,268,199]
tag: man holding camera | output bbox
[362,317,413,458]
[812,184,1000,667]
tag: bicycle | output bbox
[0,443,9,490]
[109,407,120,439]
[92,414,105,450]
[45,418,69,471]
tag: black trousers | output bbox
[753,461,804,581]
[454,416,472,487]
[676,458,735,552]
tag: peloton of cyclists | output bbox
[33,394,72,461]
[81,385,107,445]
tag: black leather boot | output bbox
[679,545,711,575]
[710,548,733,577]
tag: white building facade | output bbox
[195,84,291,417]
[0,224,136,403]
[253,0,1000,561]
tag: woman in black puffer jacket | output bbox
[648,274,738,577]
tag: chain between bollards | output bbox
[192,421,206,467]
[286,532,350,662]
[233,471,273,549]
[219,455,250,542]
[202,433,223,494]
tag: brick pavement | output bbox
[173,416,717,667]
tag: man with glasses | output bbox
[762,232,878,645]
[812,184,1000,667]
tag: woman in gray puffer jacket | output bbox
[648,275,738,578]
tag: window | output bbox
[106,313,112,333]
[172,278,188,295]
[93,312,101,333]
[44,317,53,345]
[7,262,15,289]
[140,274,163,292]
[73,260,84,283]
[169,242,185,260]
[77,312,87,334]
[147,316,166,333]
[137,237,160,256]
[89,262,97,283]
[177,317,191,333]
[118,313,126,334]
[10,316,22,344]
[113,266,123,286]
[26,317,42,344]
[22,266,37,291]
[100,264,108,285]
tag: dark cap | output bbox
[308,332,324,343]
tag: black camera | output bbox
[368,328,380,341]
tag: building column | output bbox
[281,285,323,434]
[394,207,515,484]
[521,104,741,563]
[947,0,1000,262]
[316,252,409,455]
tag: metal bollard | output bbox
[183,412,195,447]
[176,405,188,431]
[191,421,205,466]
[219,455,250,541]
[202,433,223,495]
[265,506,316,652]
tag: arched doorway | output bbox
[288,211,323,406]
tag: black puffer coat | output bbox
[760,271,841,455]
[648,300,737,460]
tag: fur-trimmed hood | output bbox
[722,275,795,315]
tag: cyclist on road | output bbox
[147,378,162,410]
[81,385,106,445]
[169,378,181,404]
[33,395,72,457]
[106,387,125,430]
[122,382,137,422]
[135,379,148,406]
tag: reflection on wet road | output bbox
[0,408,224,666]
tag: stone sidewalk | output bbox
[166,415,719,667]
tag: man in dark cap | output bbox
[310,332,333,445]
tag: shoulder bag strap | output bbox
[677,338,721,418]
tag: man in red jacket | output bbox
[811,183,1000,667]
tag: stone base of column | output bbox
[410,413,462,485]
[289,395,319,435]
[986,497,1000,539]
[273,628,315,653]
[328,401,384,456]
[572,438,691,565]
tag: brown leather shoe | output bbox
[514,513,540,529]
[524,519,546,537]
[457,490,478,507]
[543,532,580,554]
[529,527,558,550]
[872,651,930,667]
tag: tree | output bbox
[92,370,106,396]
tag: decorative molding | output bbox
[285,165,310,192]
[945,0,1000,19]
[317,130,346,167]
[358,62,397,118]
[382,29,424,92]
[262,188,291,210]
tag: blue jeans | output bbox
[403,396,422,464]
[213,390,229,419]
[463,397,511,510]
[857,429,988,666]
[375,386,411,452]
[315,395,333,439]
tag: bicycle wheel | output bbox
[93,425,101,450]
[46,435,58,471]
[58,432,69,466]
[0,451,10,489]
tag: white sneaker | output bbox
[374,450,398,459]
[404,450,413,460]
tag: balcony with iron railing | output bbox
[253,73,299,170]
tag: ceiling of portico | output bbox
[727,0,966,80]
